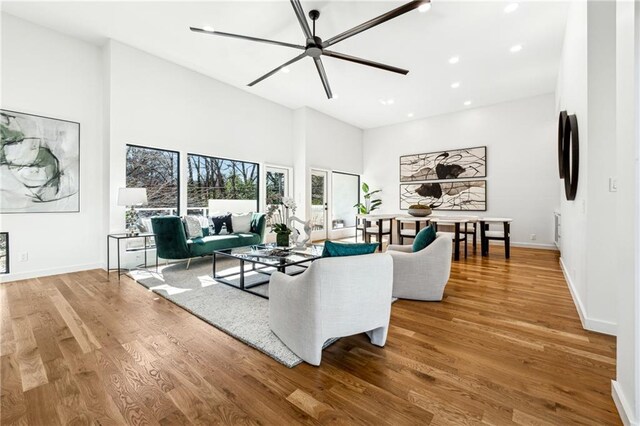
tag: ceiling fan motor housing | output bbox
[306,36,323,57]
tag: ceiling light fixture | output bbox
[504,3,519,14]
[379,98,395,106]
[202,25,215,32]
[510,44,523,53]
[282,67,290,73]
[451,82,461,89]
[418,3,432,13]
[464,100,472,106]
[449,56,460,64]
[408,112,414,118]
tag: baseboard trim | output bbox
[559,257,617,336]
[510,241,558,250]
[0,262,103,283]
[612,380,638,425]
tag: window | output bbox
[126,145,180,217]
[187,154,259,215]
[265,166,290,227]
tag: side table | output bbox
[107,233,158,280]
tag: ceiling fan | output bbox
[190,0,430,99]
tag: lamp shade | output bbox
[117,188,147,206]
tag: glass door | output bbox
[331,172,359,231]
[265,166,290,229]
[310,170,328,241]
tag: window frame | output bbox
[125,143,181,216]
[186,152,260,214]
[331,171,361,230]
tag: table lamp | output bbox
[118,188,147,235]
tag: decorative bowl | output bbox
[408,207,432,217]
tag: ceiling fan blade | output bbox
[190,27,305,50]
[323,50,408,75]
[248,52,308,87]
[313,57,333,99]
[289,0,313,41]
[323,0,428,48]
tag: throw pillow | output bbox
[231,212,253,234]
[413,225,437,252]
[321,241,379,258]
[183,215,203,239]
[210,213,233,235]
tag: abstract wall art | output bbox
[0,233,8,274]
[1,110,80,213]
[400,180,487,211]
[400,146,486,182]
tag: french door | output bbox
[310,169,328,241]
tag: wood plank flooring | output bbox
[1,247,620,425]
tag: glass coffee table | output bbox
[212,245,322,299]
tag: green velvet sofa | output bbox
[151,213,266,268]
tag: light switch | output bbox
[609,177,618,192]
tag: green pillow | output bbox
[321,241,379,258]
[413,226,437,252]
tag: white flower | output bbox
[282,196,297,213]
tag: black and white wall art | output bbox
[400,146,486,182]
[0,110,80,213]
[0,233,8,274]
[400,180,487,211]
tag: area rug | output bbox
[129,257,321,367]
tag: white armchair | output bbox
[387,233,452,301]
[269,254,394,366]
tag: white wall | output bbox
[613,1,640,424]
[555,0,618,336]
[305,108,363,175]
[363,94,558,247]
[0,13,106,282]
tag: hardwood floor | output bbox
[1,246,619,425]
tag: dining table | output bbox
[429,216,470,261]
[356,213,397,251]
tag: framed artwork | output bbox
[1,109,80,213]
[0,233,8,274]
[400,146,486,182]
[400,180,487,211]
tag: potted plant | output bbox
[407,202,432,217]
[353,182,382,214]
[272,223,292,247]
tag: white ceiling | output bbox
[2,1,569,129]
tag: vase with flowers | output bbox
[266,196,299,247]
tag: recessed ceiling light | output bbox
[451,82,461,89]
[387,99,395,105]
[408,112,414,118]
[504,3,519,13]
[464,100,472,106]
[379,98,395,106]
[449,56,460,64]
[203,25,215,32]
[281,67,290,73]
[510,44,523,53]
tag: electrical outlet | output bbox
[609,177,618,192]
[19,252,28,262]
[530,234,537,241]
